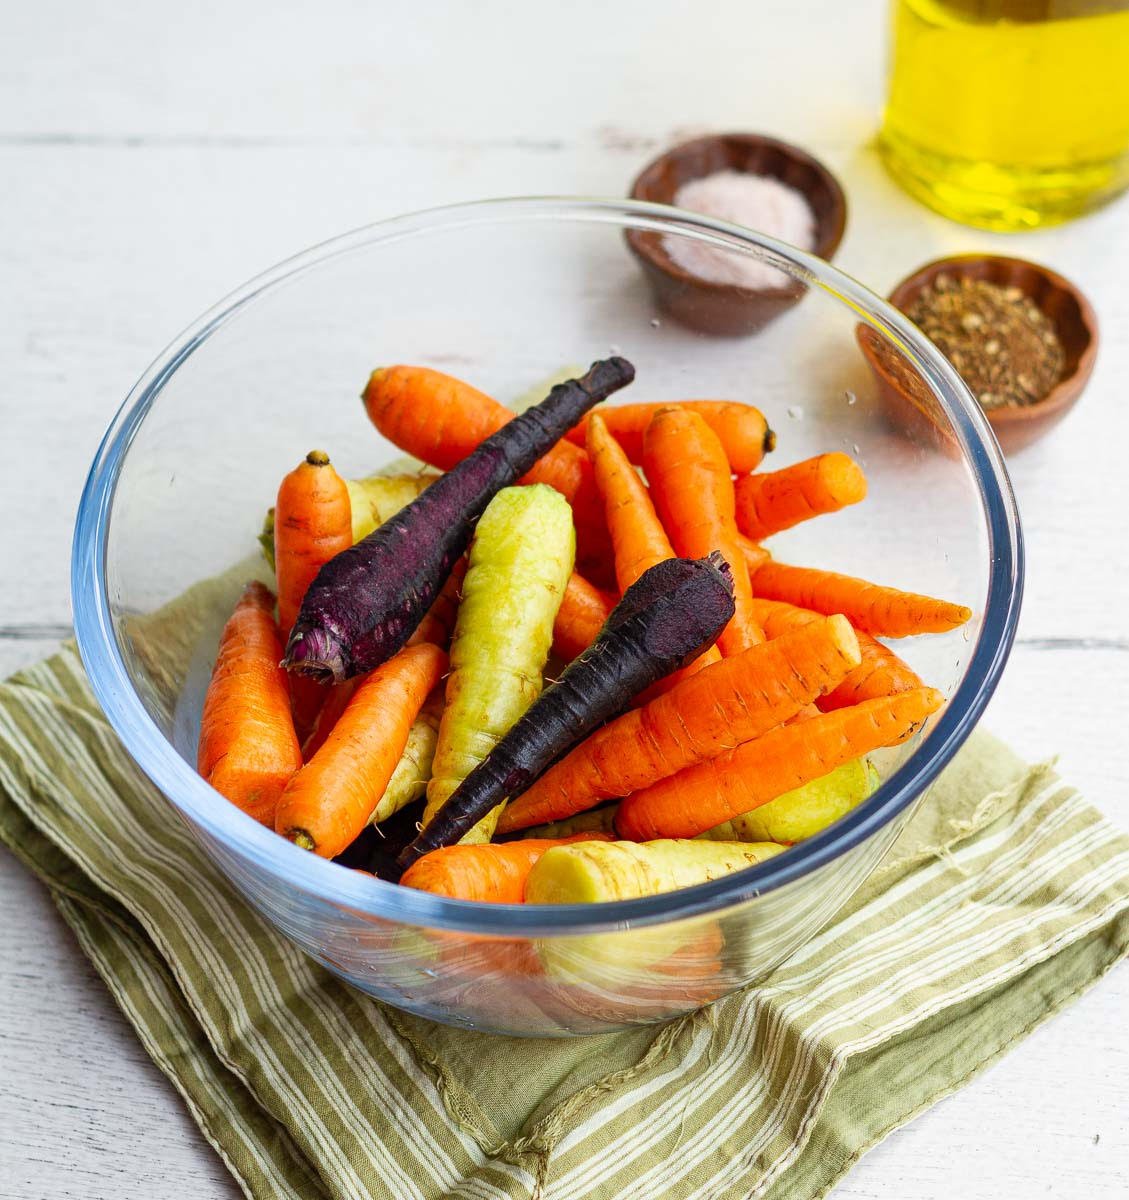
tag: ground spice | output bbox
[905,274,1065,410]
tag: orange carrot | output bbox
[362,365,610,564]
[300,680,356,761]
[644,407,763,655]
[274,451,354,737]
[274,450,353,636]
[408,557,467,649]
[197,581,303,826]
[567,401,775,473]
[400,833,613,903]
[586,410,721,687]
[586,411,674,592]
[275,642,447,857]
[738,535,771,575]
[752,560,973,638]
[616,687,944,840]
[735,453,867,541]
[496,614,861,833]
[552,571,615,661]
[751,597,923,710]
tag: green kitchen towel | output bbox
[1,644,1127,1200]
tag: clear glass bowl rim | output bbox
[71,196,1024,937]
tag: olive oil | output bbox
[880,0,1129,229]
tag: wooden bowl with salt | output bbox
[627,133,847,336]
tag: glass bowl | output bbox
[72,198,1022,1036]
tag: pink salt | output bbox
[664,169,816,290]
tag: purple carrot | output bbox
[398,553,735,868]
[283,357,635,683]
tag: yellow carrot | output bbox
[526,839,783,904]
[423,485,575,842]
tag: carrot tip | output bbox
[305,449,331,466]
[289,829,316,851]
[763,427,777,454]
[282,626,348,685]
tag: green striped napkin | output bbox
[1,643,1127,1200]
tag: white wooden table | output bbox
[2,2,1126,1196]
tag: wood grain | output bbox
[1,0,1126,1196]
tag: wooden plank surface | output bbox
[1,2,1126,1197]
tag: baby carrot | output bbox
[345,470,438,541]
[274,451,354,737]
[616,686,944,840]
[586,411,675,592]
[552,571,615,662]
[274,450,353,637]
[751,597,923,710]
[260,472,437,572]
[400,833,613,903]
[567,401,775,473]
[423,485,575,843]
[734,452,867,541]
[586,411,720,685]
[299,679,356,761]
[526,839,783,904]
[644,407,763,655]
[275,642,447,857]
[496,615,861,833]
[368,690,444,827]
[738,535,771,575]
[751,560,972,638]
[698,759,878,844]
[362,365,610,563]
[519,805,620,840]
[197,581,303,826]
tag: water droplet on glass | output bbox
[650,317,661,328]
[787,405,804,420]
[844,390,857,406]
[609,343,621,355]
[852,443,861,454]
[961,628,971,642]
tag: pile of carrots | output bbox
[197,360,969,908]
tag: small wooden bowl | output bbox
[627,133,847,336]
[860,255,1098,454]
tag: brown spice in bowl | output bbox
[905,274,1065,411]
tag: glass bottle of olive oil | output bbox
[880,0,1129,229]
